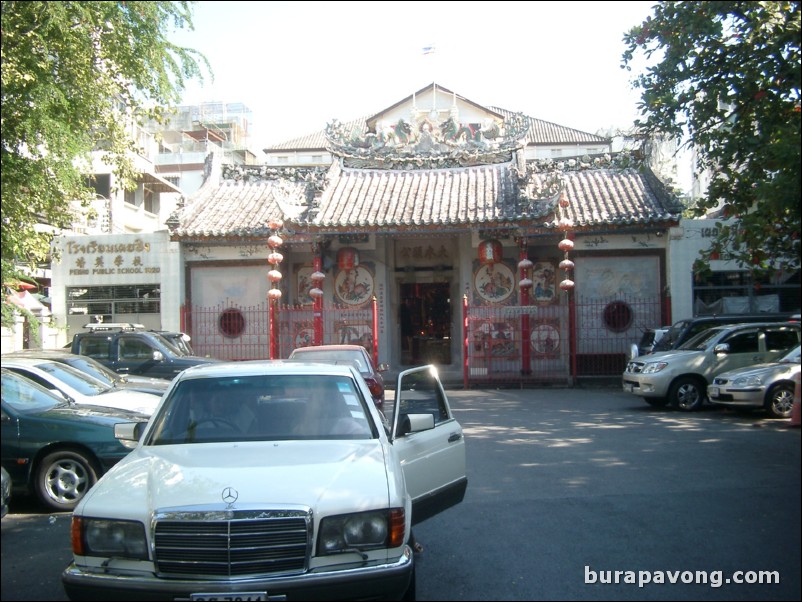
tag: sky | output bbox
[168,1,658,151]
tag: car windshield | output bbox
[677,327,725,351]
[779,345,801,363]
[36,361,110,395]
[1,370,64,412]
[63,356,121,386]
[291,349,369,372]
[146,373,376,445]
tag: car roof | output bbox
[0,356,58,367]
[3,350,79,360]
[177,359,358,380]
[290,345,367,353]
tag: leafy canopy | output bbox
[1,0,209,325]
[622,1,801,277]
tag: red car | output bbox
[288,344,387,408]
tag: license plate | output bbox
[709,387,719,397]
[190,593,267,601]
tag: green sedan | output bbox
[1,368,144,512]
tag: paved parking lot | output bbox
[2,385,800,601]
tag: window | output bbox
[765,328,800,352]
[397,370,449,425]
[723,331,759,354]
[119,337,155,360]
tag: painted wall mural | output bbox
[473,262,515,304]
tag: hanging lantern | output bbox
[559,258,575,271]
[309,287,324,298]
[267,288,283,301]
[268,218,284,231]
[311,270,326,282]
[478,239,503,265]
[558,238,574,252]
[558,217,573,230]
[267,269,282,283]
[559,279,575,291]
[268,234,284,249]
[268,251,284,265]
[337,247,359,270]
[519,278,533,289]
[518,258,533,271]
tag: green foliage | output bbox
[622,1,801,276]
[1,1,209,327]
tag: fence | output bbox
[182,293,666,387]
[463,293,667,387]
[181,299,379,365]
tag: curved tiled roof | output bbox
[169,156,682,240]
[170,179,299,239]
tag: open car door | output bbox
[391,365,467,525]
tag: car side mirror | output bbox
[152,350,164,362]
[377,363,389,372]
[399,412,435,436]
[114,421,147,442]
[713,343,730,354]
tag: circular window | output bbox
[602,301,633,333]
[219,308,246,338]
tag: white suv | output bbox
[622,322,801,411]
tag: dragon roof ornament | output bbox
[324,112,530,170]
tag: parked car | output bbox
[69,323,222,380]
[1,368,143,511]
[62,361,467,601]
[288,344,388,408]
[1,356,161,416]
[650,313,799,354]
[1,466,10,519]
[3,349,169,396]
[622,321,801,411]
[707,345,801,418]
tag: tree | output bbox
[1,1,209,327]
[622,1,801,277]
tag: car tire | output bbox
[643,397,670,407]
[670,377,705,411]
[36,450,98,512]
[765,383,795,419]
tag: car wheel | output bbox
[765,383,795,419]
[643,397,670,407]
[670,377,705,411]
[36,450,98,512]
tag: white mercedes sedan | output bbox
[62,361,467,601]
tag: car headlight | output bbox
[732,375,763,387]
[71,517,148,559]
[642,362,668,374]
[318,509,405,555]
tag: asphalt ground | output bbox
[2,385,800,601]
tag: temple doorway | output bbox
[400,282,452,366]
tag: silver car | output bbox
[708,345,800,418]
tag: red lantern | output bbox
[478,240,503,265]
[337,247,359,270]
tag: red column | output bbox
[269,301,278,359]
[462,294,469,389]
[371,296,378,367]
[519,243,531,376]
[313,253,323,346]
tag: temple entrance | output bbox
[400,282,452,366]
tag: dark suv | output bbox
[70,323,220,380]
